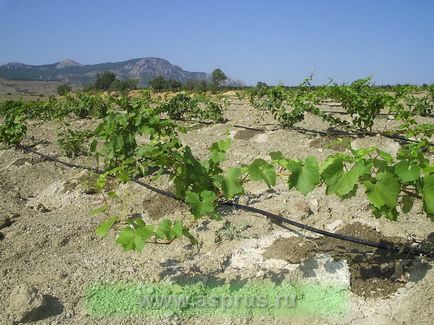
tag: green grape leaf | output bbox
[95,216,117,237]
[116,168,130,182]
[217,138,231,151]
[373,158,389,172]
[90,204,108,216]
[115,135,125,150]
[182,227,198,245]
[327,161,367,197]
[248,159,276,187]
[136,224,154,242]
[210,149,226,164]
[270,151,284,161]
[116,227,136,251]
[96,175,107,190]
[107,191,118,199]
[363,172,400,209]
[395,160,421,182]
[288,156,320,195]
[422,175,434,215]
[321,157,344,189]
[351,146,376,158]
[90,139,97,152]
[115,218,153,251]
[401,195,414,214]
[170,220,184,238]
[376,148,394,164]
[133,235,145,252]
[185,190,217,219]
[209,138,231,164]
[372,205,399,221]
[222,167,244,198]
[154,219,173,240]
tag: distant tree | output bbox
[57,83,72,96]
[183,79,196,91]
[83,84,95,92]
[211,68,227,87]
[195,80,208,92]
[181,79,209,92]
[109,79,138,92]
[94,71,116,91]
[124,79,138,90]
[148,76,169,92]
[148,76,184,92]
[168,79,182,91]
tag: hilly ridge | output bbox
[0,57,243,87]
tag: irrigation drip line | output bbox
[291,126,434,146]
[16,145,179,200]
[230,124,280,132]
[319,109,434,118]
[183,120,433,146]
[222,201,431,257]
[16,144,433,258]
[231,123,433,147]
[182,119,280,133]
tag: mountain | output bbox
[0,58,244,87]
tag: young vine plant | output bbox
[89,104,434,252]
[1,90,433,253]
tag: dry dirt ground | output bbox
[0,79,66,101]
[1,96,434,324]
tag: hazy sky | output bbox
[1,0,433,85]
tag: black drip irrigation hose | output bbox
[223,201,432,257]
[183,119,434,147]
[16,144,433,258]
[16,145,179,200]
[292,126,434,147]
[231,124,434,147]
[319,109,434,118]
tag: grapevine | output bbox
[1,87,433,252]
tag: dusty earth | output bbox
[1,95,434,324]
[0,78,66,101]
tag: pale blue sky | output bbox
[1,0,433,85]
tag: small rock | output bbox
[294,199,312,218]
[254,133,269,143]
[126,266,136,273]
[308,199,319,213]
[237,196,249,206]
[56,237,69,247]
[56,270,68,280]
[26,201,50,213]
[256,270,265,278]
[325,220,345,233]
[36,203,50,213]
[149,274,161,283]
[8,284,48,323]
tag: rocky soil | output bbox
[1,96,433,324]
